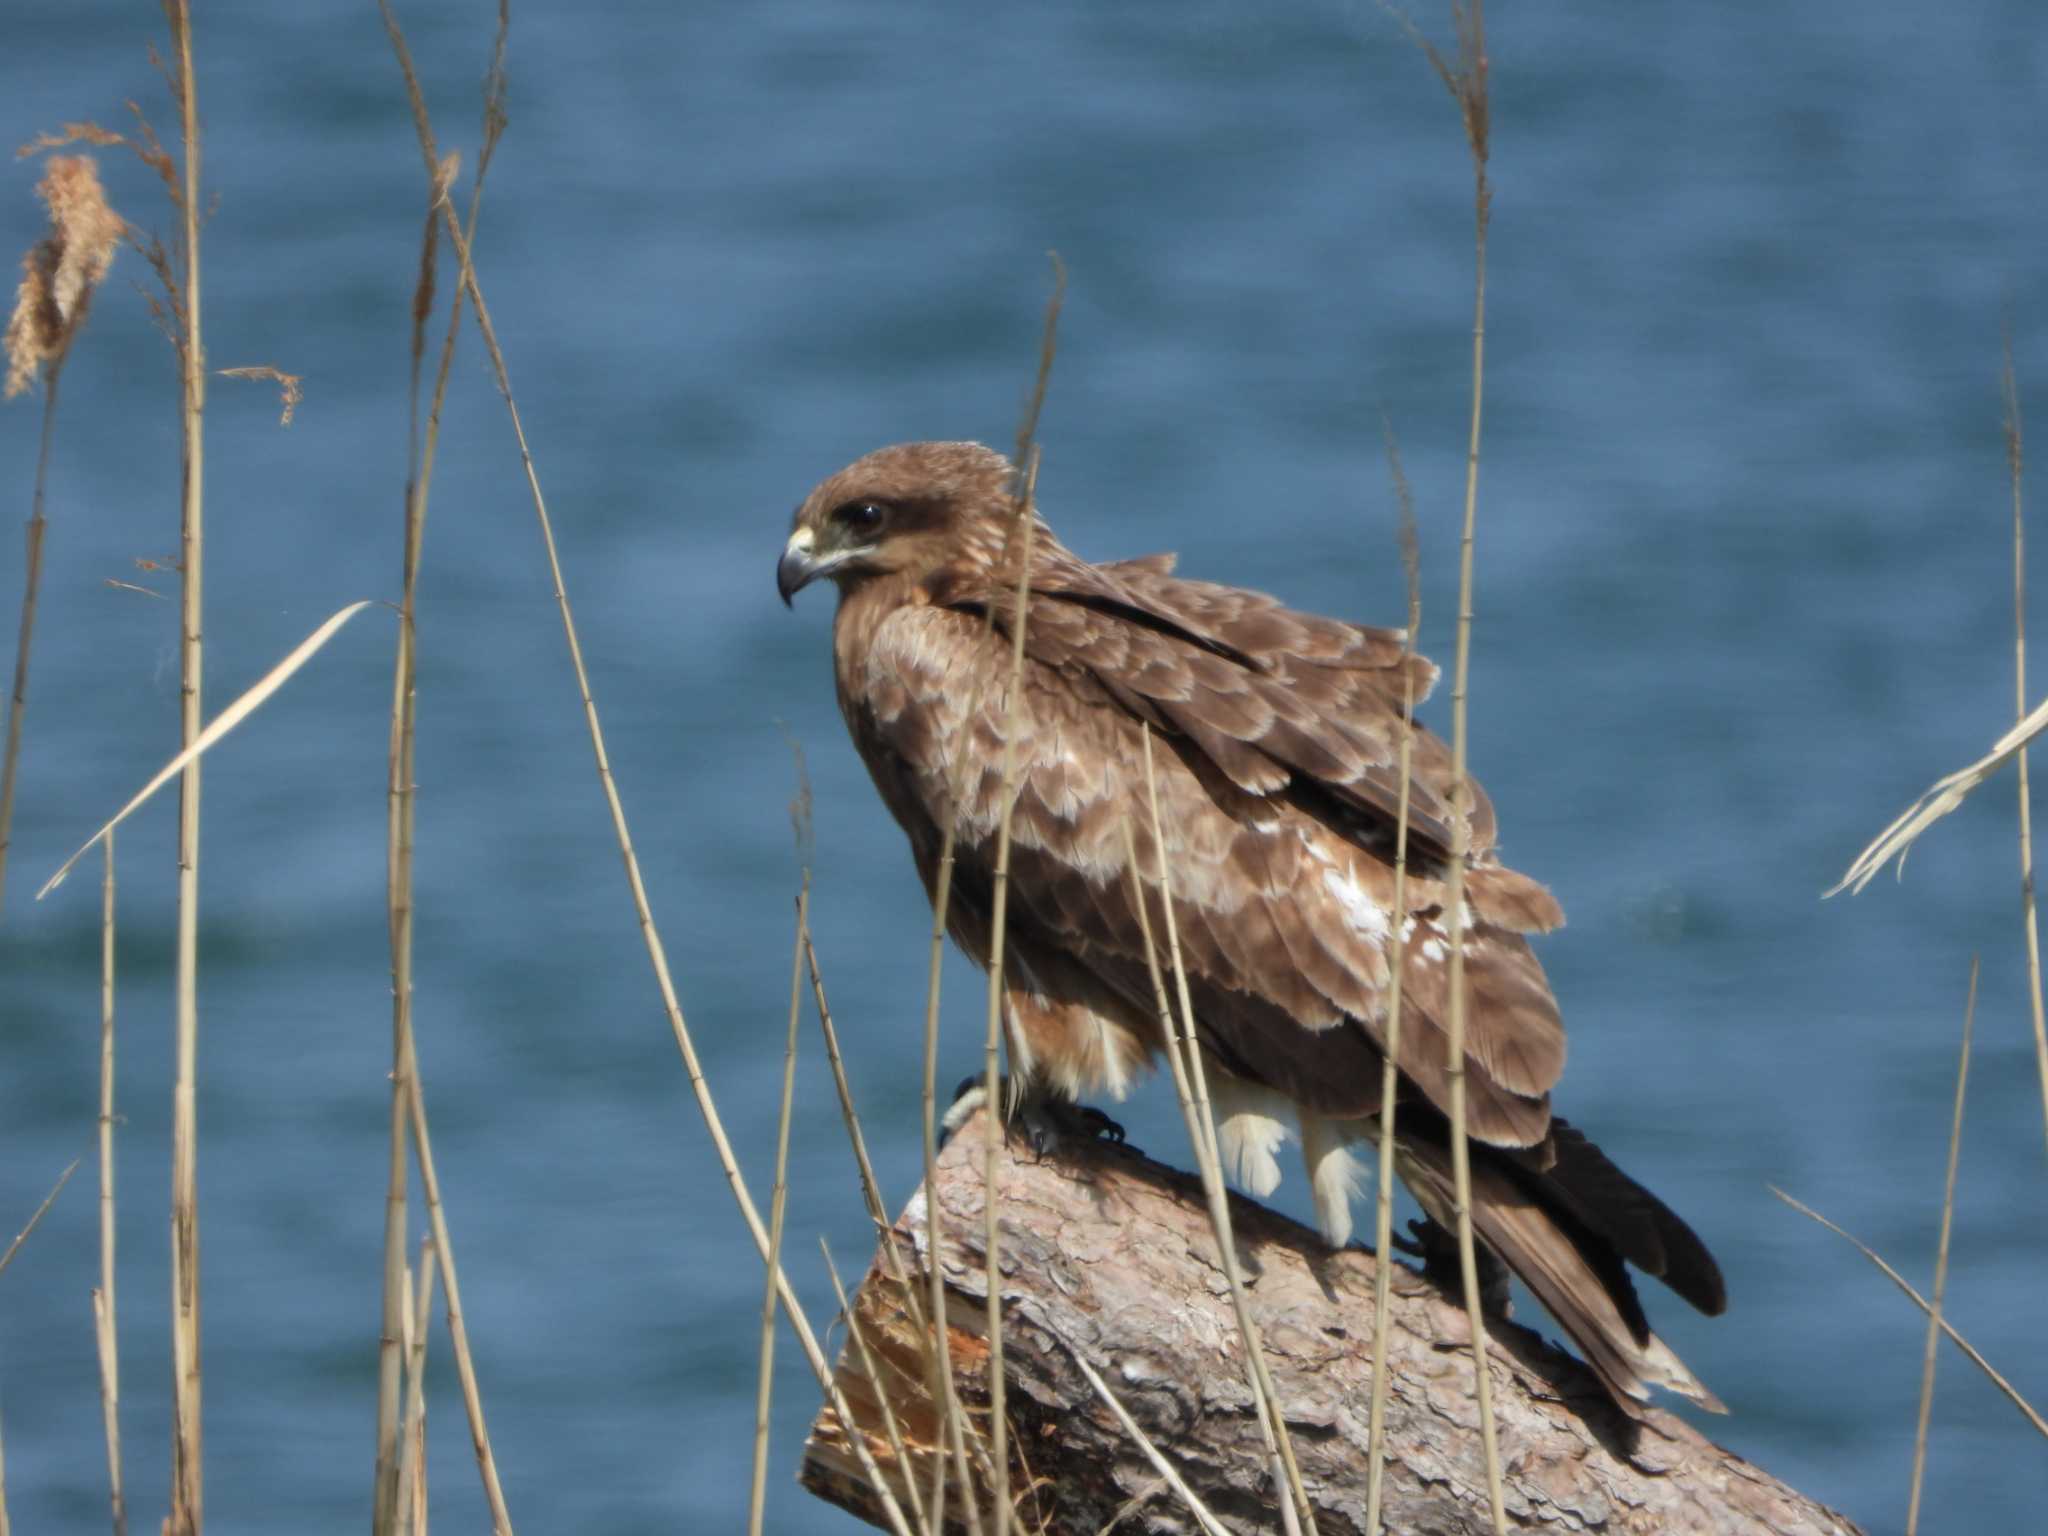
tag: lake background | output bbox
[4,2,2046,1531]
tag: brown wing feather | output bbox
[980,546,1552,897]
[842,582,1564,1146]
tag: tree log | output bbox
[802,1111,1862,1535]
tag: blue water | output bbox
[4,2,2046,1530]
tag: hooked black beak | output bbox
[777,535,820,607]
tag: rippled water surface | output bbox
[4,3,2046,1531]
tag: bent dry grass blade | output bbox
[1829,693,2048,899]
[1770,1187,2048,1440]
[38,601,378,899]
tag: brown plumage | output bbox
[778,440,1726,1415]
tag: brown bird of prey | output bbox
[777,440,1726,1415]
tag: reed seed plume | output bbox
[18,116,181,350]
[16,121,132,161]
[216,365,302,426]
[0,154,124,911]
[4,155,122,399]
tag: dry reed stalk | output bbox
[395,1027,513,1531]
[803,920,961,1518]
[373,398,423,1533]
[410,1450,428,1536]
[1127,736,1313,1536]
[2001,348,2048,1155]
[0,1158,79,1277]
[810,945,1003,1536]
[0,1155,89,1536]
[373,15,915,1533]
[910,261,1068,1536]
[1905,959,1975,1536]
[810,958,989,1531]
[917,819,970,1536]
[976,442,1043,1535]
[1,152,121,914]
[370,13,517,1531]
[375,826,414,1536]
[820,1240,933,1536]
[1118,820,1302,1536]
[376,142,463,1536]
[0,371,59,918]
[375,21,507,1524]
[1056,1344,1232,1536]
[1770,1187,2048,1439]
[802,928,895,1244]
[750,878,810,1536]
[414,167,923,1536]
[96,833,126,1536]
[972,263,1067,1536]
[160,6,208,1527]
[1363,426,1422,1536]
[1400,4,1508,1527]
[395,1237,438,1536]
[2,1145,82,1536]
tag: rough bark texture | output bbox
[801,1112,1861,1536]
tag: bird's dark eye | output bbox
[833,500,887,535]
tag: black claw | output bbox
[939,1069,1131,1157]
[1071,1104,1126,1144]
[1033,1097,1126,1150]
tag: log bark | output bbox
[802,1112,1862,1536]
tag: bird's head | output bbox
[777,440,1023,606]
